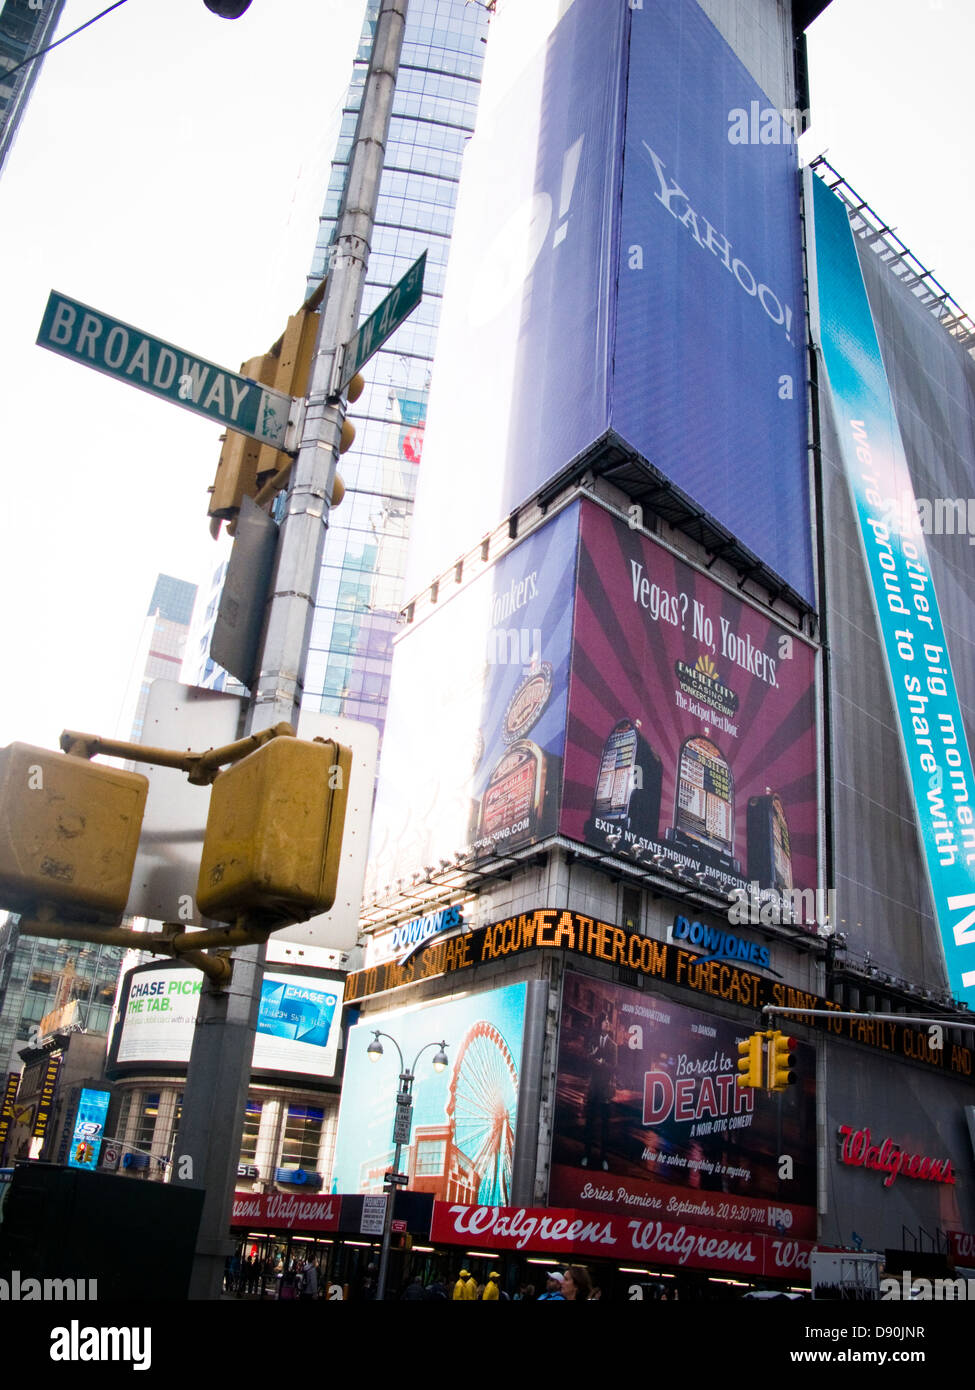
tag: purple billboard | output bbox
[366,500,817,915]
[562,503,818,911]
[552,972,817,1239]
[409,0,811,603]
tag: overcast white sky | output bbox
[0,0,971,754]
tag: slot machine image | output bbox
[586,718,662,846]
[665,733,741,874]
[747,791,794,891]
[476,739,552,855]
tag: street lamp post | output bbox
[367,1031,448,1302]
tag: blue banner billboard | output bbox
[809,171,975,1009]
[409,0,811,604]
[67,1087,110,1171]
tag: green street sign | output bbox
[37,290,296,450]
[339,251,426,392]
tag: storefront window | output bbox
[281,1105,323,1170]
[133,1092,159,1154]
[240,1098,262,1165]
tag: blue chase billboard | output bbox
[409,0,812,604]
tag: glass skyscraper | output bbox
[197,0,488,731]
[301,0,487,734]
[0,0,65,176]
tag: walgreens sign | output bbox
[231,1192,340,1232]
[430,1203,813,1280]
[837,1126,956,1189]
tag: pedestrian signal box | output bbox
[0,744,148,923]
[197,736,352,925]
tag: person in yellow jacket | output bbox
[453,1268,477,1300]
[481,1270,501,1301]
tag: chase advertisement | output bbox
[409,0,811,604]
[332,983,526,1205]
[115,966,341,1079]
[561,503,818,913]
[551,973,816,1237]
[364,505,577,899]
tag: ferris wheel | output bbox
[445,1020,519,1206]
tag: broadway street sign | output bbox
[37,290,297,450]
[337,251,426,393]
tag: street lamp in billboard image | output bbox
[366,1031,449,1303]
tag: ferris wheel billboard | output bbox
[332,982,527,1208]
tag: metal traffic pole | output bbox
[172,0,410,1300]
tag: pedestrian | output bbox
[453,1267,477,1300]
[401,1275,425,1300]
[481,1270,502,1300]
[537,1271,565,1301]
[424,1277,448,1300]
[356,1263,378,1301]
[300,1258,319,1300]
[561,1266,593,1302]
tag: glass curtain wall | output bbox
[302,0,487,736]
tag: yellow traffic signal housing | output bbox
[768,1031,798,1091]
[736,1032,764,1088]
[0,744,148,923]
[207,277,365,535]
[197,736,352,925]
[208,352,275,535]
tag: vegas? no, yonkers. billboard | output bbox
[408,0,811,604]
[366,499,818,921]
[561,503,818,911]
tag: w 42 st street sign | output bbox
[336,252,426,394]
[37,291,297,450]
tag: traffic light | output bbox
[207,352,276,537]
[204,1,253,16]
[768,1032,798,1091]
[736,1032,764,1089]
[197,735,352,925]
[0,744,147,924]
[207,276,365,536]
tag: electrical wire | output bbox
[2,0,131,84]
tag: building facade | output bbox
[0,0,65,177]
[318,0,975,1299]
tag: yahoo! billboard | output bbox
[562,503,818,907]
[410,0,811,602]
[551,973,816,1237]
